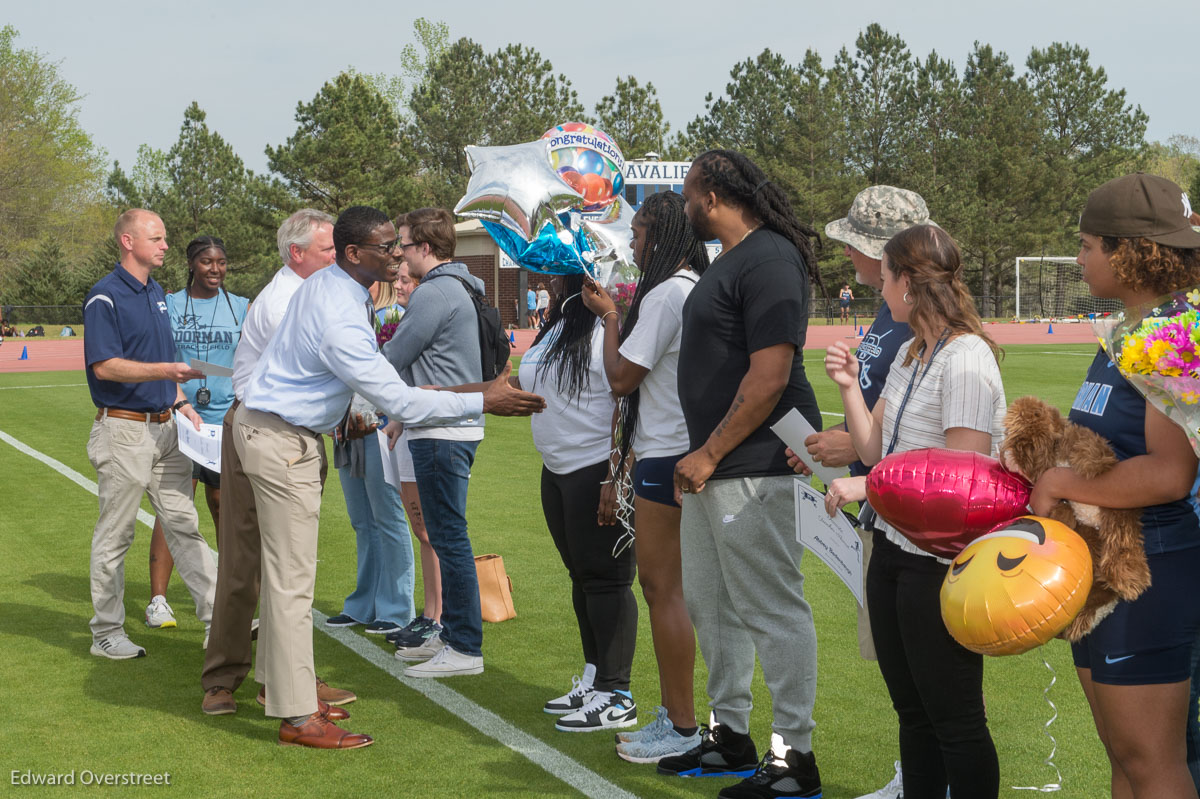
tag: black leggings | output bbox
[867,531,999,799]
[541,461,637,692]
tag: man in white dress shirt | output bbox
[235,205,543,748]
[201,210,350,715]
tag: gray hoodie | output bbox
[382,261,484,434]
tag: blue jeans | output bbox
[337,433,415,626]
[408,437,482,657]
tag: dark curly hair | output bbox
[1101,236,1200,296]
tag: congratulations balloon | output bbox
[866,448,1032,559]
[454,141,583,242]
[941,516,1093,656]
[542,122,626,211]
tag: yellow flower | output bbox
[1182,391,1200,405]
[1188,289,1200,305]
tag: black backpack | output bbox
[431,273,511,381]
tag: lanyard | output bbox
[884,329,950,457]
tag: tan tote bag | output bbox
[474,553,516,622]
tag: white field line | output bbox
[0,383,89,389]
[0,427,637,799]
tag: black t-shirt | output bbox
[678,228,821,479]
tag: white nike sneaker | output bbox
[555,689,636,732]
[855,761,902,799]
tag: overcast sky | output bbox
[6,0,1197,175]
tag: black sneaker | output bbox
[657,724,759,778]
[718,748,822,799]
[386,616,440,647]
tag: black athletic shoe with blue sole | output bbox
[717,748,822,799]
[657,724,759,778]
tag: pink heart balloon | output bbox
[866,448,1032,558]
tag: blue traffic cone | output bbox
[858,326,865,336]
[19,345,28,360]
[509,330,516,345]
[1047,323,1054,334]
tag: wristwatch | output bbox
[172,399,191,412]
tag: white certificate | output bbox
[175,411,222,471]
[189,358,234,377]
[794,479,864,606]
[770,407,846,488]
[378,429,400,490]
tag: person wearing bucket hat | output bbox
[797,186,969,799]
[1031,172,1200,798]
[790,186,930,644]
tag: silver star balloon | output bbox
[578,197,637,288]
[454,141,584,242]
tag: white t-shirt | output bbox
[518,319,614,475]
[876,334,1007,559]
[618,270,697,459]
[232,264,306,400]
[536,289,550,310]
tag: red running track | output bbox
[0,321,1097,375]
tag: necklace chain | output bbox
[714,224,761,261]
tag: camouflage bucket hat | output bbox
[825,185,936,260]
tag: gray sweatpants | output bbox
[680,474,817,751]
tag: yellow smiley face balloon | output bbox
[940,516,1093,656]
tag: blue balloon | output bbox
[482,216,595,277]
[574,150,606,176]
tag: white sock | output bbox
[770,732,790,761]
[582,662,597,689]
[150,594,166,604]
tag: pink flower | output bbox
[376,322,398,347]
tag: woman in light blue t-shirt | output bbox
[145,236,248,630]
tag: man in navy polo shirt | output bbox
[84,208,218,660]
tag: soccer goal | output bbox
[1014,256,1123,322]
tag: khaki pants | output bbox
[201,401,260,692]
[86,413,216,641]
[233,404,324,718]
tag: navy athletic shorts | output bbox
[1072,545,1200,685]
[632,454,685,508]
[192,460,220,488]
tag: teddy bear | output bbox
[996,395,1150,642]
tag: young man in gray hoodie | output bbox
[383,207,489,677]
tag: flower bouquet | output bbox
[1095,286,1200,455]
[375,305,402,348]
[613,281,638,320]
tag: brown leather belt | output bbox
[96,408,172,423]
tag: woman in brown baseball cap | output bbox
[1032,172,1200,798]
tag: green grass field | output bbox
[0,344,1110,798]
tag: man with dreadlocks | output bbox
[581,191,709,763]
[658,150,824,799]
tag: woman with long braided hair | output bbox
[581,191,709,763]
[517,274,640,732]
